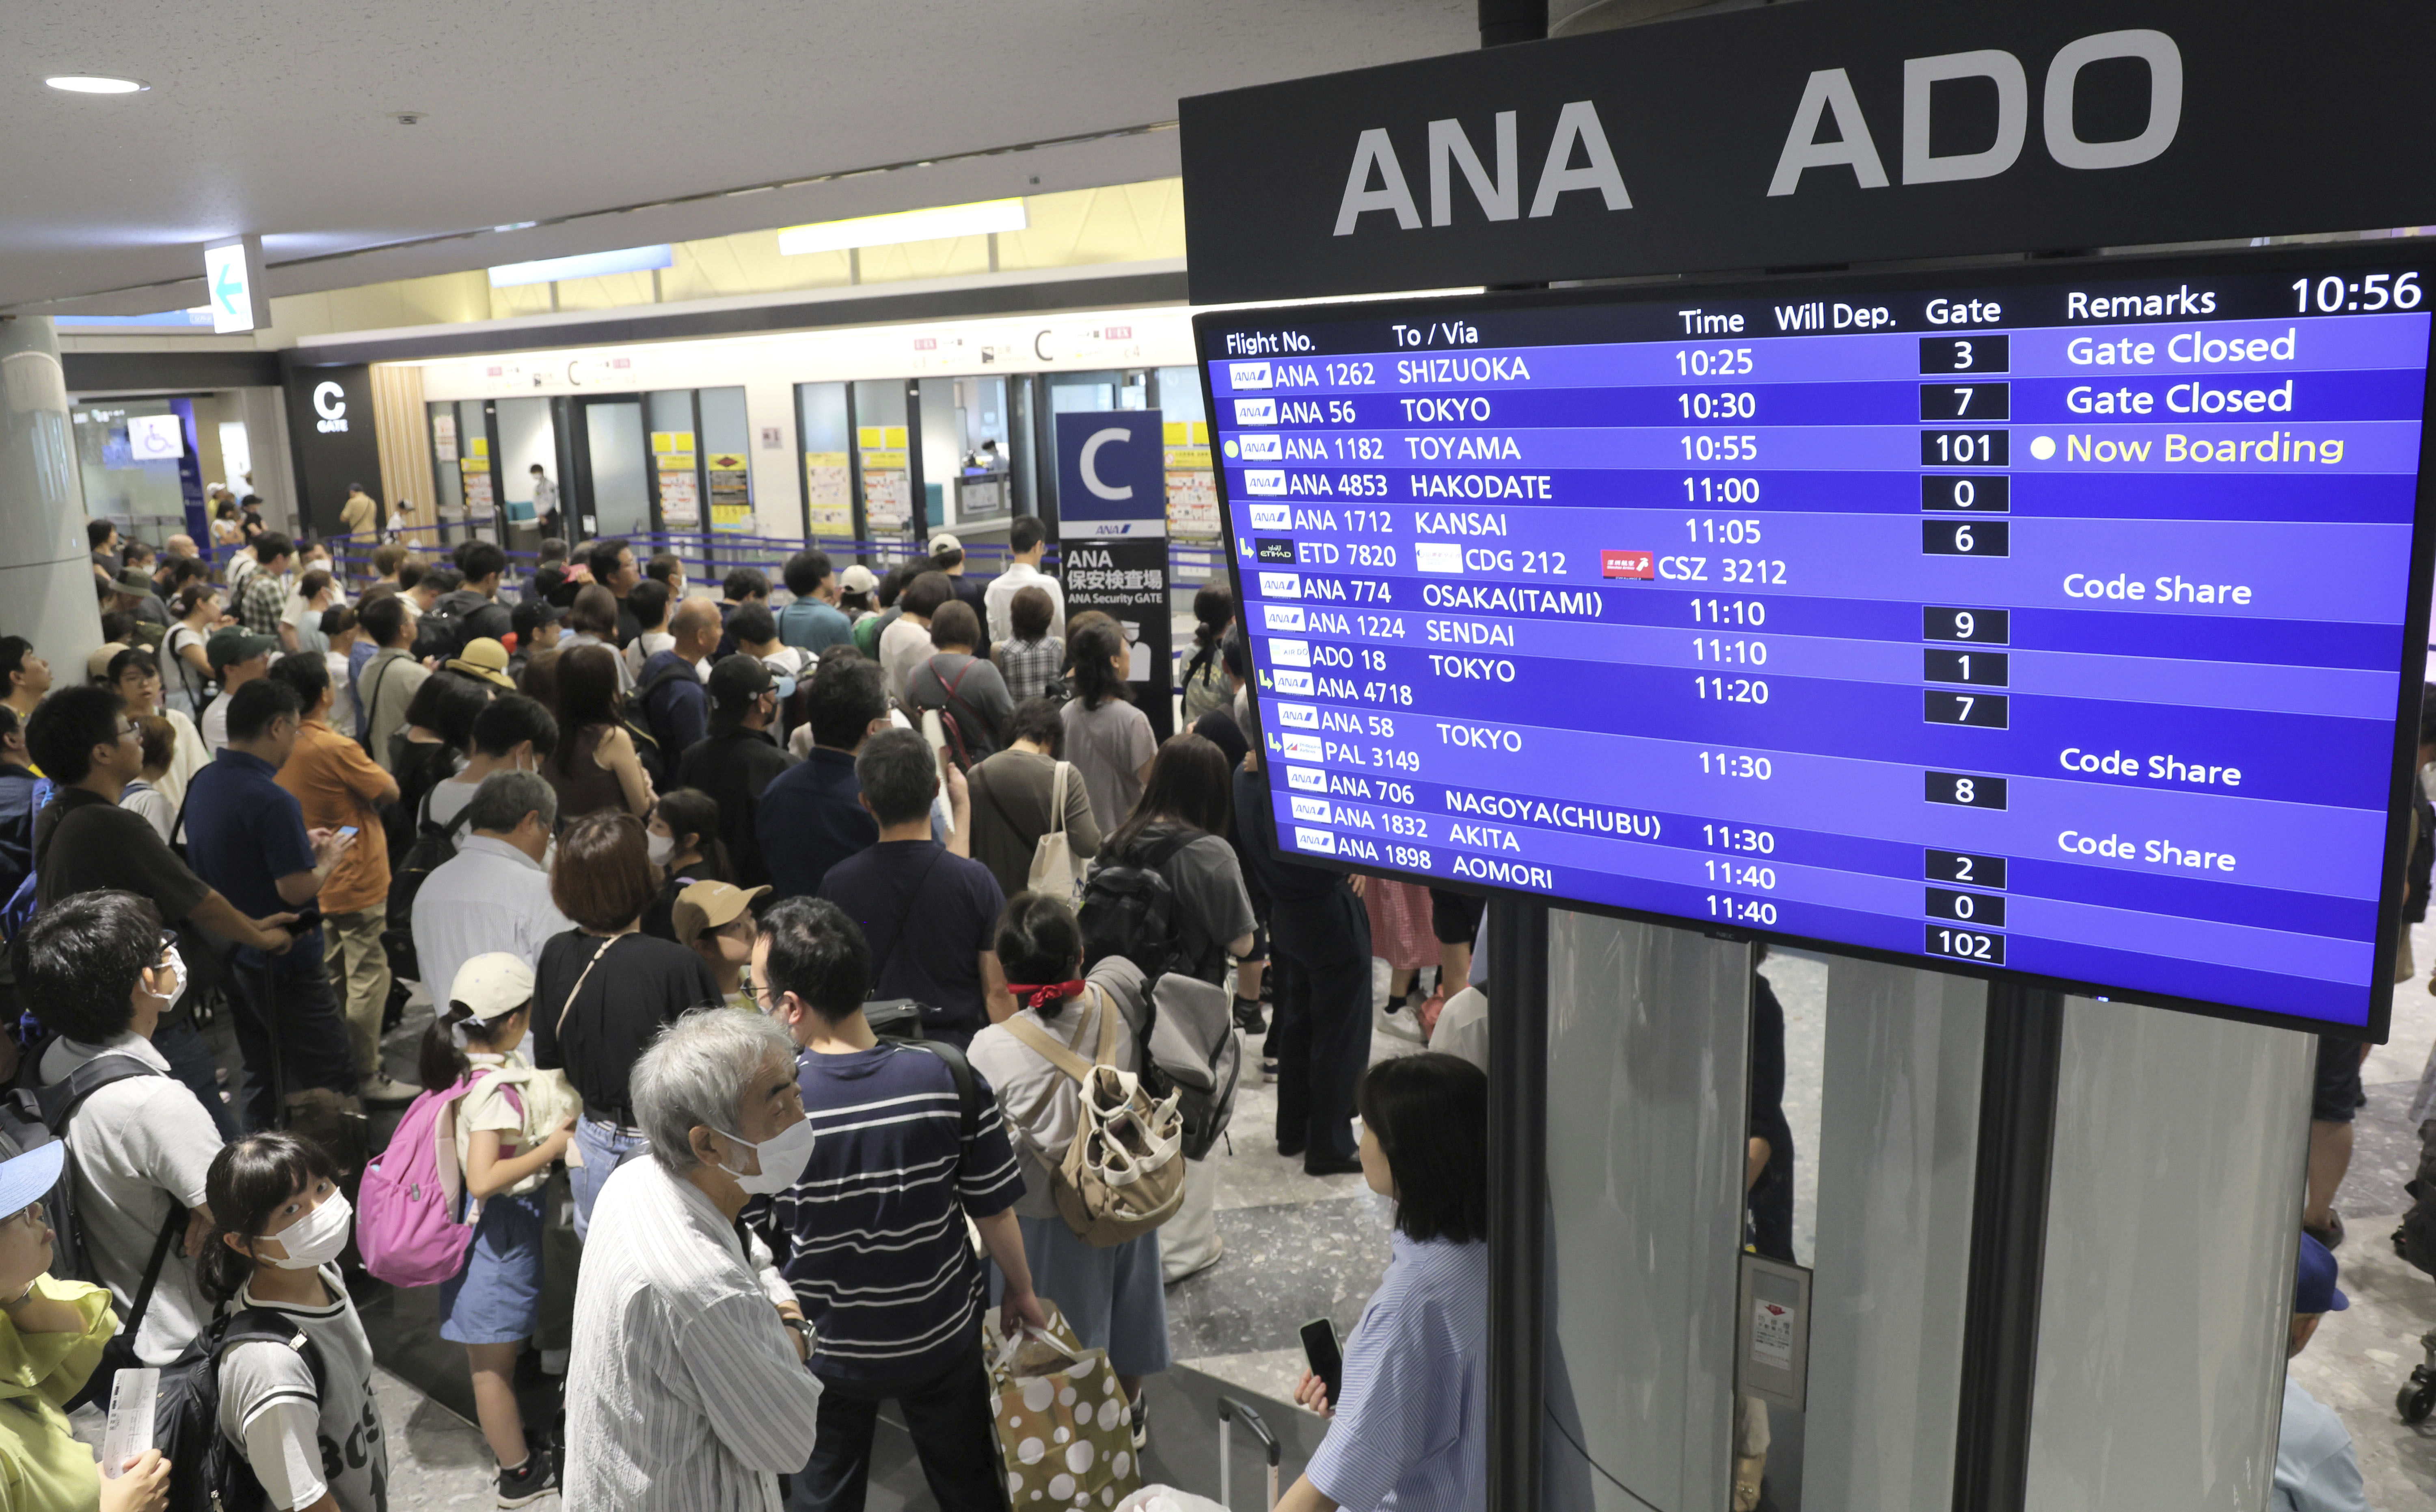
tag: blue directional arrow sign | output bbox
[201,237,259,334]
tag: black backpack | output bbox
[1077,829,1194,984]
[154,1307,328,1512]
[410,602,467,664]
[632,659,698,765]
[381,794,476,984]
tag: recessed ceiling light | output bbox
[45,75,149,94]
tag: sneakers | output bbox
[497,1445,559,1508]
[1232,995,1268,1035]
[1374,1003,1425,1044]
[1130,1393,1149,1450]
[361,1074,421,1105]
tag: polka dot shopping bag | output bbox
[985,1305,1144,1510]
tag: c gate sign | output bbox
[1179,0,2436,304]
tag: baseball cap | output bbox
[928,532,963,557]
[838,565,879,595]
[111,567,155,597]
[2296,1232,2349,1315]
[205,627,277,671]
[672,880,769,949]
[449,953,536,1021]
[445,637,517,689]
[0,1142,64,1223]
[707,653,776,712]
[511,597,564,637]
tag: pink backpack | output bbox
[357,1072,522,1287]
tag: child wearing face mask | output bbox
[197,1132,390,1512]
[415,953,579,1506]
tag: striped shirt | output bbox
[566,1156,824,1512]
[769,1042,1022,1383]
[1305,1234,1489,1512]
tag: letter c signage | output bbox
[1080,427,1134,500]
[312,382,346,421]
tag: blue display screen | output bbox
[1195,252,2436,1035]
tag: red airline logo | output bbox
[1602,550,1654,580]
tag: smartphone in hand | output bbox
[1300,1318,1343,1404]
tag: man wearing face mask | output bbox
[21,890,227,1368]
[677,656,800,889]
[411,771,575,1013]
[749,895,1042,1512]
[567,1008,825,1512]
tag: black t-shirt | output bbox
[815,841,1005,1031]
[33,788,211,923]
[530,930,722,1120]
[675,729,797,889]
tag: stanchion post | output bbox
[1950,979,2066,1511]
[1487,893,1549,1512]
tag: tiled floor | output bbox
[362,939,2436,1507]
[2287,917,2436,1509]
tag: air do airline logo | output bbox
[1330,31,2185,237]
[312,381,350,434]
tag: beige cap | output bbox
[445,636,516,688]
[449,952,536,1020]
[927,532,963,557]
[672,880,769,949]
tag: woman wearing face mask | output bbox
[532,812,723,1239]
[418,954,579,1507]
[198,1131,390,1512]
[0,1142,173,1512]
[640,788,730,943]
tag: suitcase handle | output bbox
[1217,1396,1280,1511]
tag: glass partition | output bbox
[937,375,1012,528]
[495,397,554,528]
[72,400,189,541]
[852,378,917,564]
[583,401,650,539]
[646,390,700,532]
[797,382,854,545]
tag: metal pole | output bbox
[1950,980,2066,1511]
[1487,895,1549,1512]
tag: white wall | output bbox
[415,305,1193,538]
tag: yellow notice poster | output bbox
[805,451,853,535]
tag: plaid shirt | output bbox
[994,635,1064,701]
[236,572,287,637]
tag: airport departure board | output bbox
[1196,251,2436,1033]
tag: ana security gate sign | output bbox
[1179,0,2436,304]
[1056,410,1175,740]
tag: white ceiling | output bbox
[2,0,1475,314]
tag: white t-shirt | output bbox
[218,1266,387,1512]
[38,1035,222,1364]
[880,616,932,703]
[201,695,230,755]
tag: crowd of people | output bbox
[0,518,1490,1512]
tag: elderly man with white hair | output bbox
[565,1008,825,1512]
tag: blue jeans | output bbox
[570,1119,648,1241]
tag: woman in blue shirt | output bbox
[1284,1053,1489,1512]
